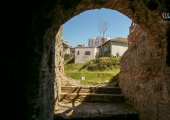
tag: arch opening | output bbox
[61,8,131,86]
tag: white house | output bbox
[75,46,98,63]
[98,37,128,57]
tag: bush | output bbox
[81,56,120,71]
[64,54,71,61]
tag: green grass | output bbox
[64,57,120,85]
[65,69,119,85]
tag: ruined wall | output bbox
[128,23,140,48]
[55,26,64,76]
[38,27,55,120]
[54,26,64,107]
[119,24,170,120]
[6,1,59,119]
[54,26,80,109]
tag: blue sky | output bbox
[63,8,132,47]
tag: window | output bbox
[77,51,80,55]
[85,51,90,55]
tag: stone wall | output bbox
[54,26,64,107]
[128,23,140,48]
[54,26,80,110]
[6,1,58,119]
[38,27,55,120]
[119,24,170,120]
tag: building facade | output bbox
[74,46,98,63]
[98,37,128,57]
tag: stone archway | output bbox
[6,0,169,120]
[53,1,169,120]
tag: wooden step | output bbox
[61,86,121,94]
[60,93,124,103]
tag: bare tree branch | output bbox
[98,20,109,37]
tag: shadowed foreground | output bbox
[55,86,139,120]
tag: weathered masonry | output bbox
[5,0,170,120]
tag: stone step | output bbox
[60,93,124,103]
[61,86,121,94]
[55,103,139,120]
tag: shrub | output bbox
[80,57,120,71]
[64,54,71,61]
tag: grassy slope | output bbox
[64,57,120,85]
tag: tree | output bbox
[98,20,109,38]
[98,20,110,57]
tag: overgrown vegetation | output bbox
[64,56,120,85]
[80,56,120,71]
[64,54,74,64]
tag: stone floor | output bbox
[54,102,139,120]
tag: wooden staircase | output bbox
[55,86,139,120]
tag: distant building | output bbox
[63,40,71,55]
[70,47,75,56]
[74,46,98,63]
[77,45,85,47]
[98,37,128,57]
[88,36,109,47]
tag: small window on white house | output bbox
[85,51,90,55]
[77,51,80,55]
